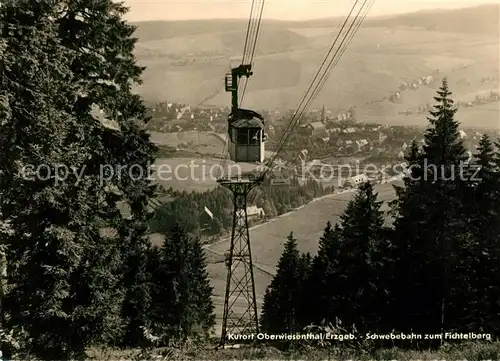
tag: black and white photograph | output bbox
[0,0,499,359]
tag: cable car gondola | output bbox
[224,64,265,164]
[228,108,265,163]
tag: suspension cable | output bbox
[269,0,363,157]
[259,0,372,180]
[286,0,373,138]
[309,0,374,109]
[240,0,265,106]
[263,0,365,172]
[242,0,256,65]
[217,0,265,179]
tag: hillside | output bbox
[205,181,400,333]
[132,4,499,128]
[365,4,500,35]
[132,19,304,43]
[132,4,499,42]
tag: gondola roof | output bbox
[229,108,264,128]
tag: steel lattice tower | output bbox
[218,177,261,347]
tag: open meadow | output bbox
[363,101,500,129]
[149,130,283,192]
[152,157,264,192]
[149,130,225,154]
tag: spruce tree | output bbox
[56,0,158,348]
[150,224,188,344]
[260,232,304,333]
[334,182,390,333]
[295,252,312,328]
[466,135,500,333]
[185,236,215,337]
[303,222,342,325]
[150,223,214,344]
[118,219,152,347]
[391,79,471,335]
[423,79,467,167]
[0,2,123,358]
[0,0,158,356]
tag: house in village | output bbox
[247,206,265,221]
[378,131,387,144]
[344,174,368,188]
[307,122,326,136]
[355,139,369,152]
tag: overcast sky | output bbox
[123,0,495,22]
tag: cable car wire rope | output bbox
[239,0,265,106]
[279,0,373,157]
[250,0,369,203]
[267,0,364,163]
[216,0,264,179]
[259,0,372,181]
[309,0,374,109]
[266,0,364,167]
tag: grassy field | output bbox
[149,130,282,192]
[363,101,500,129]
[205,181,400,334]
[152,156,264,192]
[149,131,225,151]
[132,5,499,129]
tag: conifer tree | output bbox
[150,224,189,343]
[55,0,159,347]
[0,0,159,356]
[118,219,152,347]
[56,0,158,221]
[391,79,471,335]
[185,236,215,337]
[423,79,467,167]
[295,252,312,328]
[466,135,500,333]
[260,232,304,333]
[150,223,214,344]
[334,182,389,333]
[0,2,124,358]
[303,222,342,325]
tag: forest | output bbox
[0,0,499,359]
[261,80,500,346]
[150,178,332,236]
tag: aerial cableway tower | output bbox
[218,61,263,347]
[216,0,374,349]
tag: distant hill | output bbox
[132,4,499,41]
[131,4,500,129]
[132,19,304,43]
[364,4,500,35]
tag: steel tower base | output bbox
[217,177,261,347]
